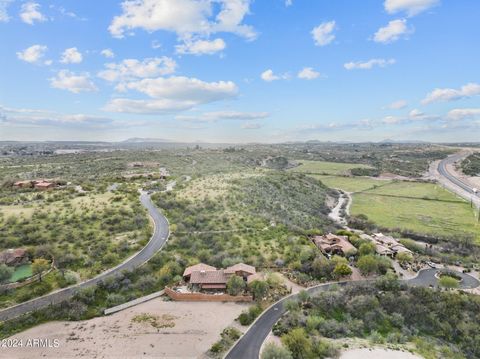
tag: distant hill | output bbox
[122,137,174,143]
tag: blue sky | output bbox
[1,0,479,142]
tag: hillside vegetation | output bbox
[461,153,480,176]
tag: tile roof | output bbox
[183,263,216,277]
[225,263,256,275]
[190,270,228,284]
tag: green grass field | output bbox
[291,160,371,175]
[9,264,32,282]
[312,175,392,192]
[351,181,480,241]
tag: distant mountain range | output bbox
[121,137,175,143]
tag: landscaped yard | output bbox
[290,160,371,175]
[351,181,480,241]
[9,264,32,283]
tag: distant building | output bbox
[182,262,256,292]
[13,180,34,189]
[13,180,56,190]
[33,181,55,190]
[360,233,412,257]
[312,233,357,256]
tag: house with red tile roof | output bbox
[182,262,256,292]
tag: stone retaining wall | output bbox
[165,287,253,302]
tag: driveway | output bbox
[0,192,169,322]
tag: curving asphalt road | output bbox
[225,269,480,359]
[0,191,169,322]
[437,152,480,208]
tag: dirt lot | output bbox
[0,298,248,359]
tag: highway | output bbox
[437,152,479,197]
[225,269,480,359]
[0,191,169,322]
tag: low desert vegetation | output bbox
[272,274,480,359]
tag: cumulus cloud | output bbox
[175,111,269,122]
[176,38,226,55]
[260,69,289,82]
[298,67,320,80]
[60,47,83,64]
[98,57,177,82]
[386,100,408,109]
[344,58,396,70]
[109,0,256,41]
[311,20,336,46]
[101,49,115,58]
[422,83,480,104]
[16,44,49,64]
[0,0,13,22]
[50,70,98,93]
[384,0,440,17]
[104,76,238,114]
[446,108,480,121]
[20,2,46,25]
[374,19,412,43]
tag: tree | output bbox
[359,242,376,256]
[249,280,269,300]
[396,252,413,265]
[281,328,312,359]
[0,264,13,284]
[227,275,246,296]
[357,255,378,275]
[261,342,293,359]
[333,263,352,278]
[32,258,50,282]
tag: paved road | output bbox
[225,269,479,359]
[437,152,480,208]
[0,191,169,322]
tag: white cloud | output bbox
[104,76,238,114]
[260,69,289,82]
[101,49,115,58]
[98,57,177,82]
[60,47,83,64]
[109,0,256,40]
[16,44,48,64]
[261,69,278,82]
[20,2,46,25]
[151,40,162,49]
[176,111,269,122]
[0,0,13,22]
[382,108,439,124]
[0,106,132,129]
[384,0,440,17]
[176,38,226,55]
[50,70,98,93]
[374,19,412,43]
[446,108,480,121]
[344,58,396,70]
[422,83,480,104]
[298,67,320,80]
[311,21,336,46]
[386,100,408,109]
[285,0,293,6]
